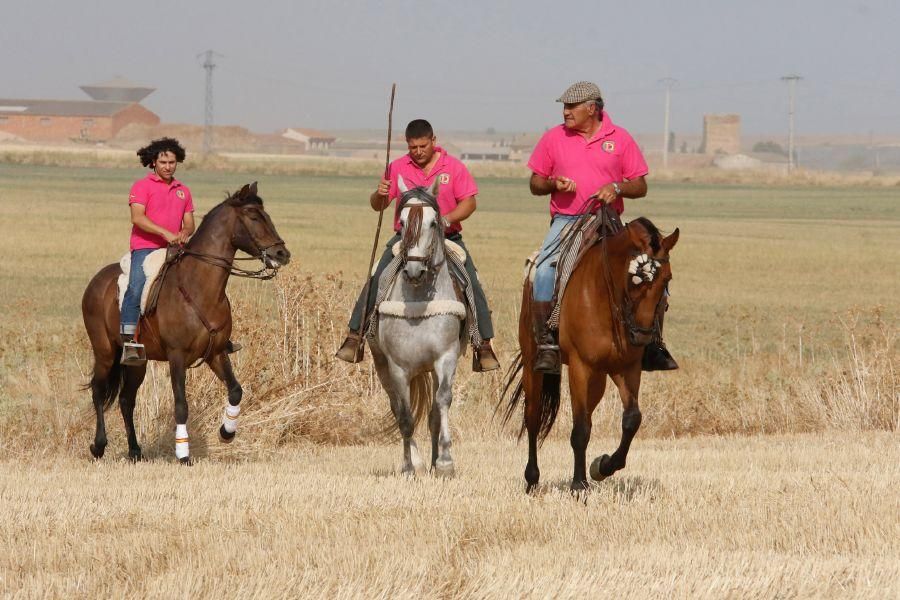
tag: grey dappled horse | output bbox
[369,176,464,477]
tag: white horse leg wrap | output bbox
[175,423,189,459]
[222,404,240,434]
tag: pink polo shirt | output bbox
[528,111,648,215]
[128,173,195,250]
[386,147,478,234]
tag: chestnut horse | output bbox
[501,214,678,492]
[81,182,290,463]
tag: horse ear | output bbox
[249,181,258,196]
[238,184,251,199]
[398,176,408,194]
[661,228,680,252]
[430,177,440,198]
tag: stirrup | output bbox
[121,341,147,366]
[335,333,365,363]
[472,341,501,373]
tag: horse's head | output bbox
[397,175,443,284]
[621,217,679,346]
[226,182,291,268]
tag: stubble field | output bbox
[0,163,897,598]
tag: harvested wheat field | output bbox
[0,162,898,598]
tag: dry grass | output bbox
[0,433,897,598]
[0,164,897,597]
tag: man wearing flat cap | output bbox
[526,80,677,373]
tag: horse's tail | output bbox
[379,371,434,437]
[497,352,562,443]
[408,372,433,430]
[82,347,124,412]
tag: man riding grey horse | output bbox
[336,119,500,372]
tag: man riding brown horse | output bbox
[526,81,677,373]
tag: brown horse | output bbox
[81,182,290,463]
[501,215,678,492]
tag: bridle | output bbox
[620,253,669,346]
[398,188,444,275]
[177,206,285,280]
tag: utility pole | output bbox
[659,78,676,170]
[781,74,802,173]
[198,50,221,155]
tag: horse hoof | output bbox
[525,481,539,495]
[219,425,236,443]
[590,455,613,481]
[128,450,143,463]
[179,457,193,466]
[89,444,105,459]
[570,479,590,493]
[433,463,456,479]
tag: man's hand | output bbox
[162,230,179,245]
[375,178,390,198]
[552,176,577,193]
[174,228,191,245]
[593,182,618,203]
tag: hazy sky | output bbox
[4,0,899,136]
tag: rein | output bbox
[176,212,284,280]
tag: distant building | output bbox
[701,114,741,154]
[281,128,336,152]
[0,77,159,143]
[457,143,510,161]
[0,99,159,142]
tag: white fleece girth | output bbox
[378,300,466,320]
[117,249,167,313]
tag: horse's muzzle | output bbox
[265,245,291,268]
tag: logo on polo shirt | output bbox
[439,173,450,185]
[176,190,186,199]
[602,140,616,153]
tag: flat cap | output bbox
[556,81,603,103]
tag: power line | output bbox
[781,74,802,173]
[659,78,676,169]
[198,50,223,154]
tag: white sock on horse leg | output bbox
[175,423,189,459]
[222,404,240,434]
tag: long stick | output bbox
[356,83,396,338]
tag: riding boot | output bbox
[335,331,365,363]
[472,339,501,372]
[641,300,678,371]
[225,340,242,354]
[120,333,147,367]
[532,301,560,374]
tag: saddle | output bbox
[525,201,624,328]
[118,245,183,325]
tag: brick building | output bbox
[701,114,741,155]
[0,77,159,143]
[0,99,160,142]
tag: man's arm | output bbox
[529,172,577,196]
[177,212,195,244]
[130,204,178,244]
[443,196,476,228]
[369,178,391,211]
[593,176,648,203]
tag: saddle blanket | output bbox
[377,300,466,320]
[117,249,167,313]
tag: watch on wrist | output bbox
[613,182,622,196]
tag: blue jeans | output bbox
[120,248,156,335]
[533,215,580,302]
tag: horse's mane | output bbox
[629,217,661,253]
[192,189,262,239]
